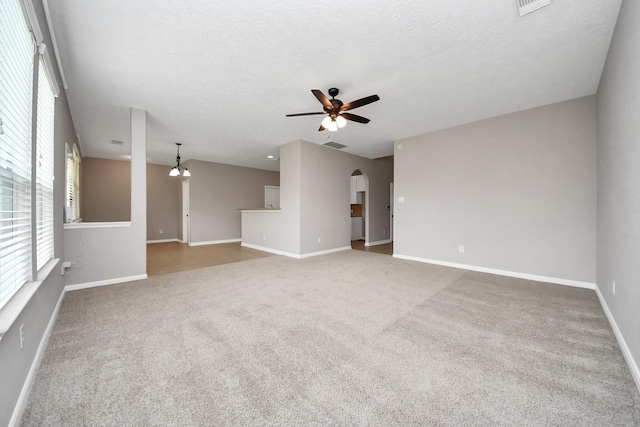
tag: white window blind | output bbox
[0,0,35,308]
[65,143,79,222]
[36,57,55,270]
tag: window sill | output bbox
[64,221,131,229]
[0,258,60,341]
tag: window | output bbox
[0,0,58,310]
[0,0,36,309]
[65,142,80,222]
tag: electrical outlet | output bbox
[459,245,465,253]
[159,229,163,234]
[382,229,386,235]
[612,280,616,296]
[262,234,266,241]
[317,237,322,243]
[19,324,25,350]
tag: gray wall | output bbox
[147,163,180,241]
[187,160,280,244]
[0,1,73,421]
[63,109,147,287]
[81,157,131,222]
[299,142,393,253]
[596,0,639,379]
[242,140,394,256]
[241,141,302,255]
[80,159,181,240]
[394,96,597,284]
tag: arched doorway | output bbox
[350,170,366,246]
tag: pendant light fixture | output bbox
[169,143,191,177]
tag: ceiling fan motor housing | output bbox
[325,99,343,115]
[324,88,343,115]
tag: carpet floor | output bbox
[22,250,640,426]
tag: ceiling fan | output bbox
[286,88,380,131]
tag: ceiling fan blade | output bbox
[312,90,334,111]
[286,112,326,117]
[318,124,326,131]
[340,94,380,112]
[340,112,370,124]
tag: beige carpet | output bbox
[22,250,640,426]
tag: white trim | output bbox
[392,254,596,289]
[64,221,131,230]
[189,238,241,247]
[146,238,179,244]
[240,209,281,213]
[298,246,352,259]
[177,239,186,244]
[0,259,60,339]
[241,242,291,257]
[365,239,392,247]
[240,243,351,259]
[21,0,43,44]
[594,285,640,393]
[42,0,68,89]
[8,288,65,427]
[65,274,148,292]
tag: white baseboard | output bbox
[241,243,351,259]
[9,288,65,427]
[365,239,392,247]
[594,285,640,393]
[189,238,241,247]
[298,246,352,259]
[241,242,290,256]
[146,238,179,244]
[392,254,595,289]
[65,274,148,292]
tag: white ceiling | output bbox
[46,0,622,172]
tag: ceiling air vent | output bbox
[323,141,347,150]
[516,0,551,16]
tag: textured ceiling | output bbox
[46,0,622,171]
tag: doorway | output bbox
[182,179,190,244]
[350,170,366,243]
[390,182,394,242]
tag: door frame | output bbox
[390,182,394,241]
[182,179,190,244]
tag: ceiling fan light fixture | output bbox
[322,116,338,131]
[287,88,379,132]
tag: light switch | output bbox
[398,196,405,203]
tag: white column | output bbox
[130,107,147,274]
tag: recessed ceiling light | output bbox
[267,155,274,159]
